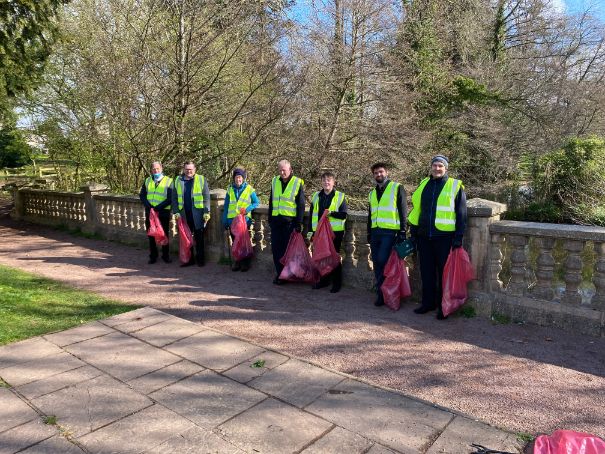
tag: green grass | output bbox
[458,305,476,318]
[43,415,57,425]
[516,432,534,443]
[0,264,137,345]
[490,312,511,325]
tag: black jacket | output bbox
[409,174,467,240]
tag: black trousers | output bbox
[270,219,296,276]
[316,231,344,289]
[145,209,170,260]
[417,235,453,311]
[185,213,205,265]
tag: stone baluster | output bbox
[263,217,272,255]
[343,222,356,268]
[489,233,505,292]
[252,212,264,253]
[507,234,528,296]
[561,239,584,305]
[592,242,605,310]
[530,237,555,300]
[355,223,372,272]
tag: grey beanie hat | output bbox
[431,155,449,169]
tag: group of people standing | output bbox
[140,155,467,319]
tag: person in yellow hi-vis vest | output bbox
[409,155,467,319]
[367,162,407,307]
[221,168,260,272]
[307,171,347,293]
[139,161,173,264]
[269,159,305,284]
[172,161,210,267]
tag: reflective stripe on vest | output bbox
[176,175,205,211]
[311,190,345,232]
[369,181,400,230]
[145,176,172,210]
[227,184,254,219]
[408,177,462,232]
[271,176,303,217]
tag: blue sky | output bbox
[560,0,605,18]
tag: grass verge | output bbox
[0,264,137,345]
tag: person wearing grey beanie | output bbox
[408,155,467,319]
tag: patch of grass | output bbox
[43,415,57,425]
[251,359,266,368]
[458,305,476,318]
[516,432,534,443]
[218,256,232,265]
[0,377,10,388]
[0,264,138,345]
[490,312,511,325]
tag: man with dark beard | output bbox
[367,162,407,307]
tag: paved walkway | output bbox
[1,307,523,453]
[0,215,604,439]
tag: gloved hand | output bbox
[294,223,302,233]
[174,213,180,219]
[240,207,246,216]
[306,231,314,241]
[452,237,463,249]
[396,231,406,242]
[203,213,211,223]
[224,225,229,231]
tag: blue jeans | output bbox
[370,229,397,304]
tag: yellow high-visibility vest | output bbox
[311,190,345,232]
[175,174,205,211]
[369,181,400,230]
[145,176,172,210]
[271,176,303,217]
[227,184,254,219]
[408,177,462,232]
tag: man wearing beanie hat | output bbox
[222,168,259,271]
[408,154,467,319]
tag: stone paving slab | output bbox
[306,378,454,453]
[249,358,345,408]
[2,307,524,454]
[165,329,264,372]
[223,350,289,384]
[127,360,203,395]
[0,352,84,387]
[217,398,333,454]
[129,317,205,347]
[0,388,39,433]
[78,404,195,454]
[64,331,180,381]
[0,338,63,371]
[16,365,103,400]
[149,369,266,429]
[32,374,152,437]
[426,416,524,454]
[145,426,246,454]
[43,321,114,347]
[18,436,85,454]
[0,418,56,454]
[301,426,373,453]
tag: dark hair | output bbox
[320,171,336,180]
[183,160,195,167]
[371,162,388,172]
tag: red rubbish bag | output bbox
[177,216,194,264]
[441,247,474,317]
[533,430,605,454]
[311,210,341,277]
[231,212,253,261]
[381,249,412,311]
[279,231,319,283]
[147,209,168,246]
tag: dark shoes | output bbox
[329,284,341,293]
[374,299,385,307]
[162,256,172,263]
[240,260,250,272]
[413,306,435,314]
[180,261,194,268]
[436,310,448,320]
[148,257,157,264]
[232,261,241,272]
[273,276,284,285]
[312,280,330,290]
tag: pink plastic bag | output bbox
[534,430,605,454]
[231,213,253,261]
[279,231,319,283]
[147,209,168,246]
[311,210,341,277]
[177,217,193,264]
[381,249,412,311]
[441,247,474,317]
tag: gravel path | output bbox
[0,214,604,438]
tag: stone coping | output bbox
[491,220,605,241]
[0,307,523,454]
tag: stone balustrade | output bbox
[9,187,605,336]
